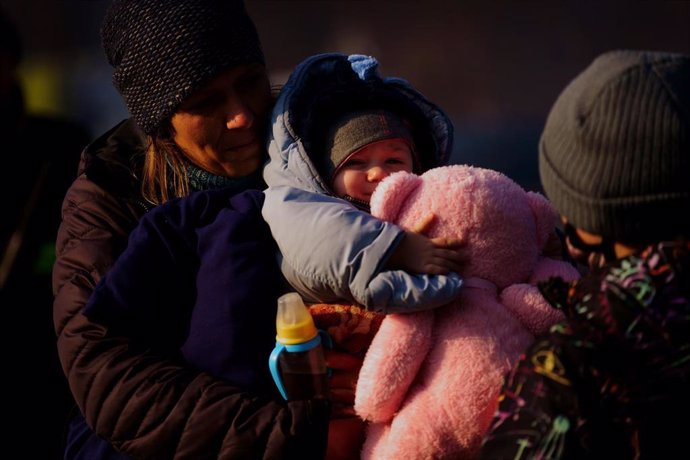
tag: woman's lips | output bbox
[226,138,258,152]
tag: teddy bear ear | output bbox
[526,191,559,250]
[370,171,423,222]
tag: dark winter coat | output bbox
[53,118,329,459]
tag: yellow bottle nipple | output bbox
[275,292,318,345]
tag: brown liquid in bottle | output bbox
[279,345,329,400]
[273,292,330,400]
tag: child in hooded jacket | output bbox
[261,53,468,459]
[263,53,465,314]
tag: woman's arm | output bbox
[54,183,329,459]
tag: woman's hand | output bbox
[385,213,466,274]
[327,417,366,460]
[324,349,366,460]
[324,349,362,418]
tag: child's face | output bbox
[332,139,414,202]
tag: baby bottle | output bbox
[269,292,330,400]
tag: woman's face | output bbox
[171,63,271,177]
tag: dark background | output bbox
[4,0,690,189]
[1,1,689,458]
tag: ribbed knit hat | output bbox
[101,0,264,134]
[539,50,690,243]
[324,109,417,179]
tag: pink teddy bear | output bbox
[355,165,580,459]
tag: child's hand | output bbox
[385,213,466,275]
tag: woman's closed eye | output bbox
[237,69,269,92]
[180,93,221,114]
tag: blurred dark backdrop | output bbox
[1,1,688,458]
[4,0,689,189]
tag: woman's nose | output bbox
[226,100,254,130]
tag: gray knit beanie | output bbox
[324,109,417,179]
[539,50,690,243]
[101,0,265,134]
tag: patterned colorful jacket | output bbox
[480,240,690,459]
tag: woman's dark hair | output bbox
[141,86,280,206]
[142,120,190,205]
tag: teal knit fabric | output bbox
[186,163,264,193]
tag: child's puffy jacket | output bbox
[263,53,462,312]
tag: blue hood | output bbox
[264,53,454,194]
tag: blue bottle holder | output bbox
[269,330,332,401]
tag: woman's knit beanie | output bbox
[324,109,418,180]
[101,0,265,134]
[539,50,690,243]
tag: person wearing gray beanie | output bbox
[539,49,689,264]
[481,50,690,460]
[52,1,346,459]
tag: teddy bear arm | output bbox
[529,256,580,285]
[500,283,564,336]
[355,311,434,422]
